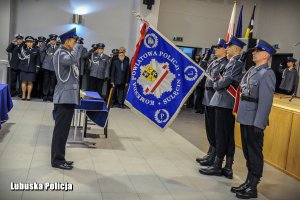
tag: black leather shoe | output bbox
[199,165,222,176]
[196,155,209,163]
[222,157,233,179]
[65,161,74,165]
[52,163,73,170]
[199,156,223,176]
[43,96,48,101]
[231,174,251,193]
[236,187,258,199]
[196,146,213,163]
[48,96,53,102]
[231,182,250,194]
[236,176,259,199]
[199,154,215,166]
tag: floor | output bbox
[0,99,299,200]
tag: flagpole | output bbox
[131,11,211,79]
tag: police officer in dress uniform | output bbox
[88,43,110,97]
[6,34,24,97]
[279,57,299,95]
[231,40,276,199]
[196,39,229,166]
[51,28,82,170]
[199,35,245,179]
[18,36,41,100]
[77,37,88,89]
[35,36,47,98]
[82,44,98,88]
[41,34,59,101]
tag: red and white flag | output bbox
[226,2,237,42]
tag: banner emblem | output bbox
[144,33,158,48]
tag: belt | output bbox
[241,95,258,103]
[205,87,214,91]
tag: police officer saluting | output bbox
[18,36,40,100]
[35,36,47,98]
[87,43,110,97]
[196,38,228,166]
[200,35,245,178]
[279,57,299,95]
[51,28,81,170]
[6,34,24,97]
[232,40,276,199]
[42,34,59,101]
[77,37,88,89]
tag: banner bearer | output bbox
[199,35,245,179]
[196,38,228,166]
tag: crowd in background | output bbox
[6,33,131,108]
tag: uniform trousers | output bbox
[9,68,20,95]
[89,76,104,97]
[51,104,75,166]
[240,124,264,179]
[215,107,235,159]
[204,105,216,147]
[43,69,56,97]
[194,87,205,111]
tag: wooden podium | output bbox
[235,93,300,180]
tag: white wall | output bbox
[12,0,140,57]
[157,0,261,48]
[0,0,11,60]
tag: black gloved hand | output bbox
[254,126,264,135]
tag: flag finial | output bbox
[132,11,150,26]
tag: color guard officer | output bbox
[232,39,276,199]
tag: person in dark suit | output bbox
[279,57,299,95]
[18,36,40,100]
[111,52,130,108]
[6,34,24,97]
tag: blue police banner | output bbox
[125,24,205,129]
